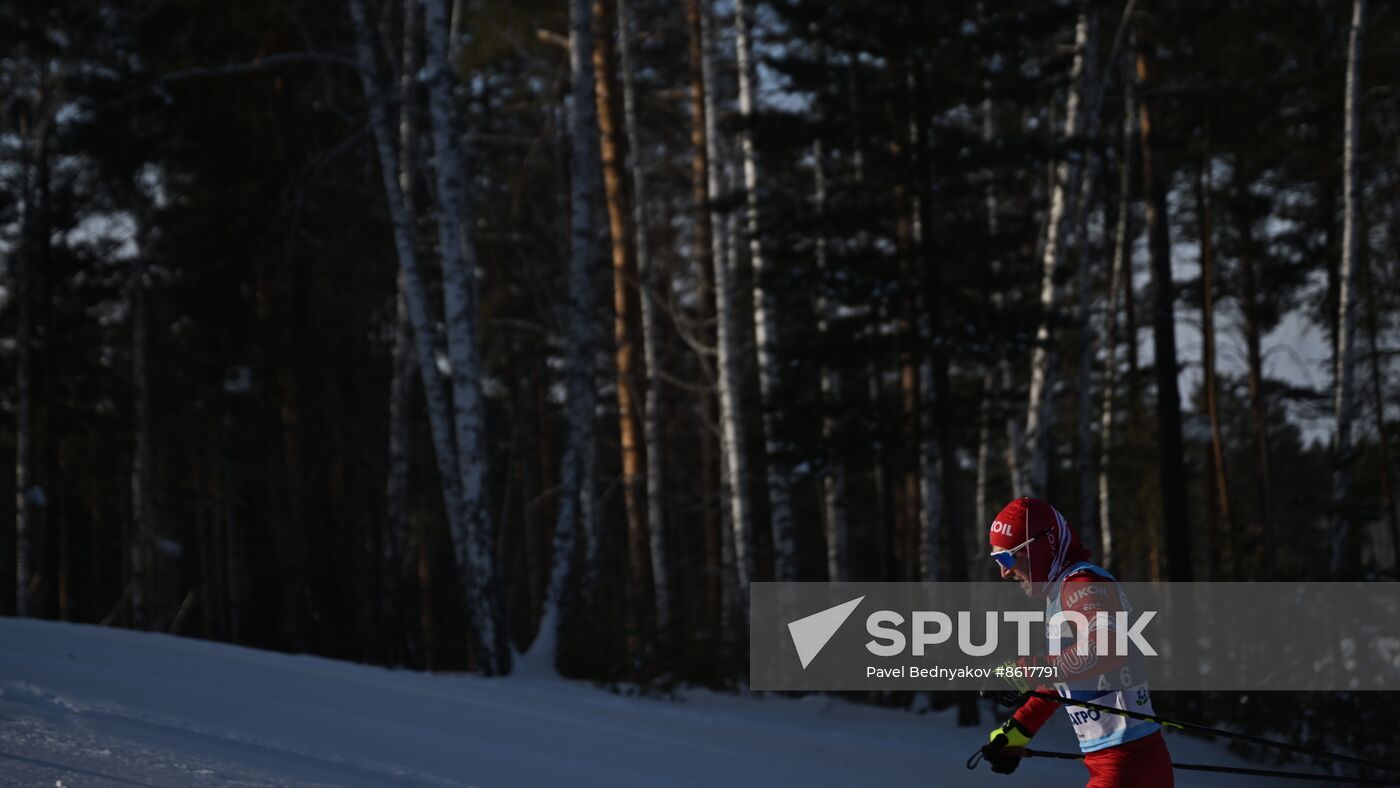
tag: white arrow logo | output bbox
[787,596,865,669]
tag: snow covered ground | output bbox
[0,618,1300,786]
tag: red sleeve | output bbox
[1011,691,1059,734]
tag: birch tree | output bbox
[1024,14,1090,497]
[701,1,755,607]
[348,0,503,673]
[616,0,671,652]
[531,0,605,668]
[1330,0,1366,580]
[421,0,507,672]
[683,0,723,636]
[734,0,796,582]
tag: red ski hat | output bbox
[989,497,1092,584]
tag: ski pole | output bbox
[1020,689,1400,775]
[964,746,1400,787]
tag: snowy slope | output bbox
[0,618,1294,786]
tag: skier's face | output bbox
[997,549,1036,597]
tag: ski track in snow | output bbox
[0,618,1301,786]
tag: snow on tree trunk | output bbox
[1024,14,1089,497]
[813,139,849,583]
[1099,65,1136,568]
[616,0,671,651]
[702,2,754,610]
[420,0,507,673]
[734,0,796,583]
[347,0,481,670]
[532,0,606,669]
[1330,0,1366,580]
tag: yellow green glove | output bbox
[988,718,1033,748]
[982,718,1033,775]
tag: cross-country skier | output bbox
[980,497,1174,787]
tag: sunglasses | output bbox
[990,530,1048,570]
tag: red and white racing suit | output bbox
[1011,562,1174,788]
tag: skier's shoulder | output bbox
[1057,566,1121,612]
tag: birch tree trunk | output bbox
[683,0,723,638]
[1330,0,1366,580]
[616,0,671,652]
[421,0,508,672]
[701,2,754,610]
[1024,14,1089,497]
[1098,66,1136,567]
[1137,43,1192,581]
[347,0,485,671]
[534,0,605,666]
[734,0,796,582]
